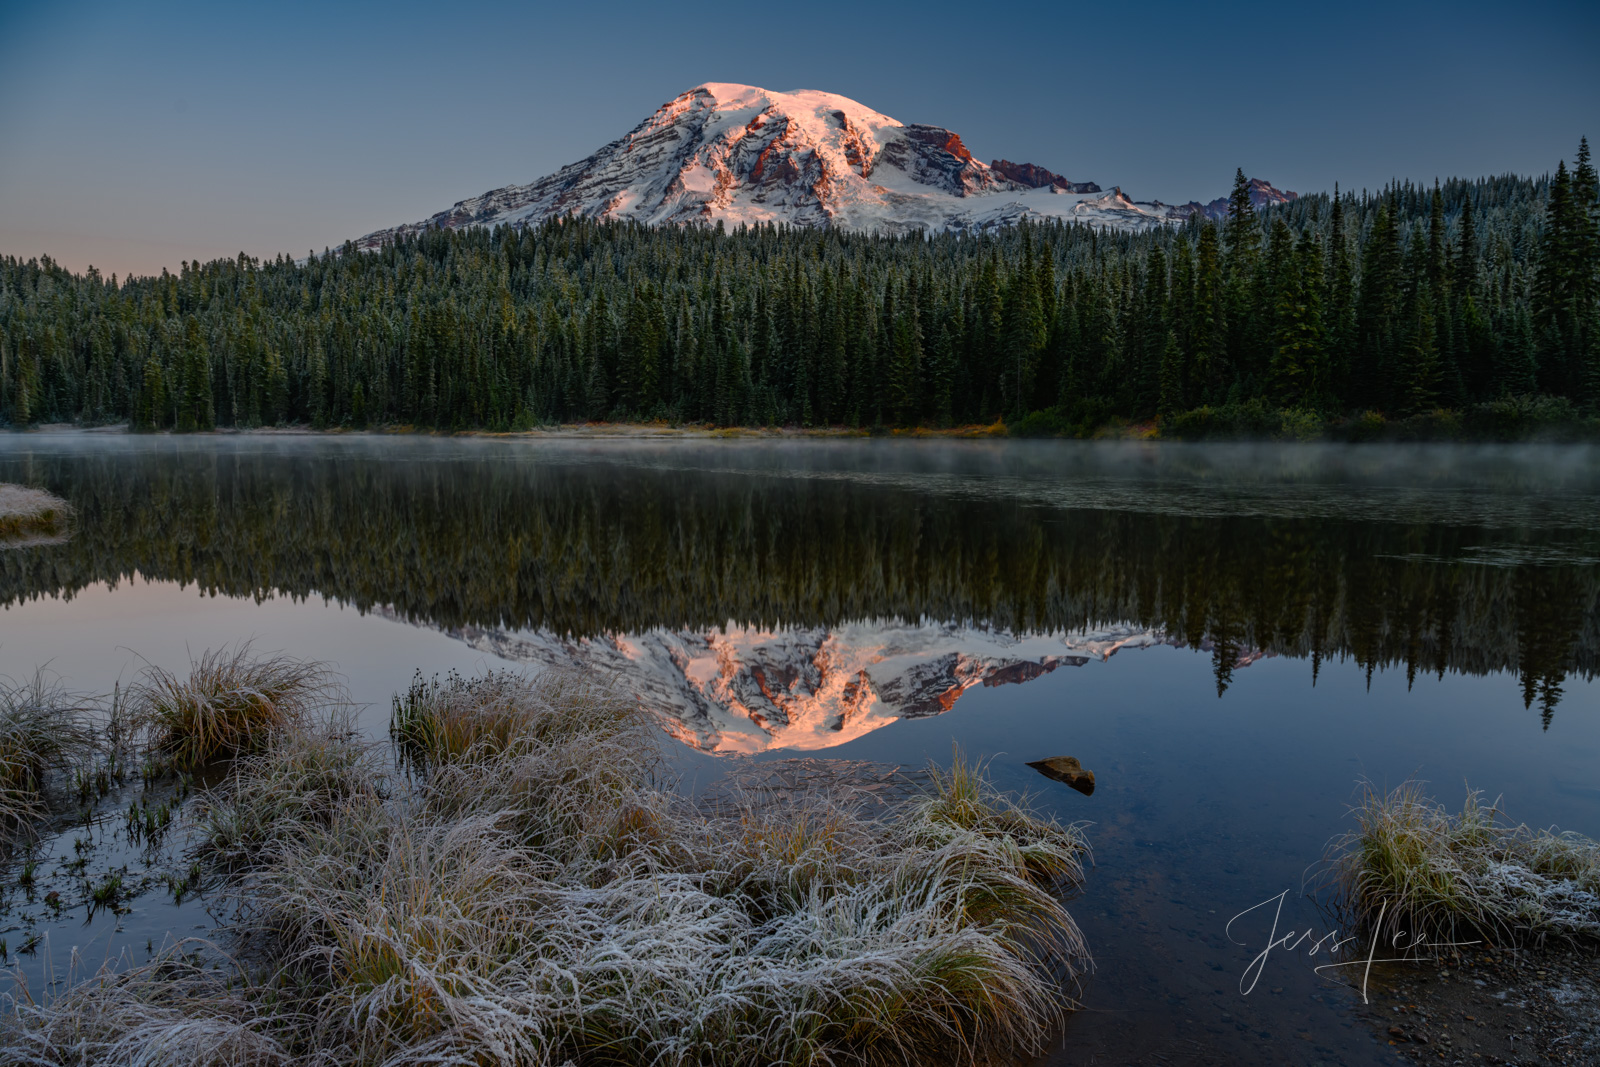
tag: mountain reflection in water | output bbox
[0,436,1595,738]
[430,619,1188,753]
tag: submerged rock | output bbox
[1027,755,1096,796]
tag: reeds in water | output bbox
[0,671,98,834]
[1326,780,1600,950]
[127,644,339,769]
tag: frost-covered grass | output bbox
[6,666,1093,1065]
[1327,781,1600,951]
[0,483,72,544]
[390,667,638,767]
[193,716,387,874]
[0,946,295,1067]
[128,644,339,769]
[0,671,98,835]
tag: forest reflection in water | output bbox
[0,434,1596,741]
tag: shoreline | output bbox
[4,420,1599,445]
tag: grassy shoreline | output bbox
[1,652,1094,1066]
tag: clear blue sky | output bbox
[2,0,1596,277]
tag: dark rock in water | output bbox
[1027,756,1095,796]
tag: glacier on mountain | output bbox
[356,83,1235,246]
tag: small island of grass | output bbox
[0,485,72,547]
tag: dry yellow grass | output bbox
[127,644,340,769]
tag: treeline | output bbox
[1,143,1597,433]
[2,441,1594,723]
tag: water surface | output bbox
[1,434,1596,1065]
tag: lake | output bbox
[1,433,1597,1066]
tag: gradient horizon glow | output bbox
[2,0,1597,278]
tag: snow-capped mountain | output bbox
[357,83,1221,246]
[405,617,1273,754]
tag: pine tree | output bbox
[931,298,959,427]
[1272,229,1324,409]
[1426,182,1448,295]
[1223,169,1263,385]
[1158,328,1186,419]
[1355,204,1403,410]
[1534,160,1581,395]
[1192,224,1226,402]
[1001,230,1045,414]
[889,274,924,424]
[1405,303,1442,416]
[1571,138,1600,409]
[0,176,1594,438]
[1325,185,1357,401]
[177,315,214,431]
[137,353,167,430]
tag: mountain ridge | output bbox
[356,83,1294,247]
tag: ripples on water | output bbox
[0,434,1596,1066]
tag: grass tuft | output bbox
[0,483,73,545]
[128,644,339,769]
[0,671,98,835]
[0,943,294,1066]
[390,666,639,766]
[195,715,387,873]
[1325,780,1600,951]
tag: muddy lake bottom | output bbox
[1,434,1597,1065]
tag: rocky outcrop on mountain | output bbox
[1178,177,1299,221]
[355,83,1204,246]
[989,159,1101,194]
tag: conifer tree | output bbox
[1355,204,1402,409]
[1192,224,1226,402]
[1158,328,1186,419]
[1534,160,1583,395]
[889,275,924,424]
[177,315,214,431]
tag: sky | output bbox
[1,0,1597,278]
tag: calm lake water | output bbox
[1,434,1597,1066]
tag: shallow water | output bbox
[0,433,1596,1064]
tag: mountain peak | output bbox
[355,85,1239,246]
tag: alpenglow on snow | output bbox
[356,83,1293,245]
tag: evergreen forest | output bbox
[2,142,1598,437]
